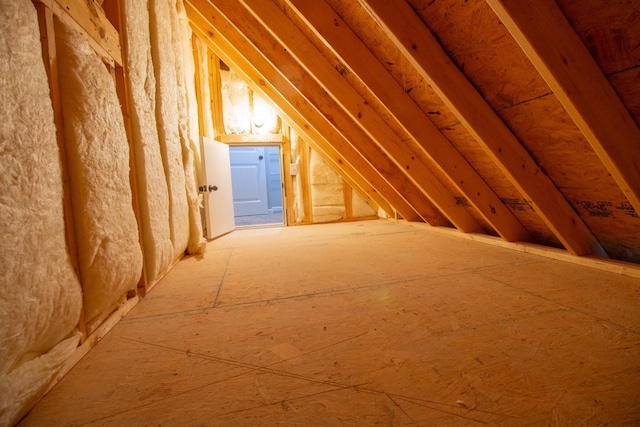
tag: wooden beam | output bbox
[189,24,390,219]
[102,0,147,294]
[208,49,225,138]
[191,34,206,138]
[486,0,640,221]
[286,0,532,243]
[359,0,607,257]
[194,29,393,224]
[238,0,479,232]
[186,20,391,221]
[187,10,396,220]
[343,180,353,219]
[217,133,283,144]
[186,0,425,222]
[280,124,295,225]
[33,0,122,66]
[300,140,314,223]
[190,0,431,221]
[34,0,88,341]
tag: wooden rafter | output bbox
[487,0,640,221]
[237,0,481,232]
[33,0,121,66]
[186,1,408,220]
[187,0,440,224]
[286,0,532,243]
[207,49,225,139]
[359,0,607,257]
[187,9,392,219]
[192,30,392,219]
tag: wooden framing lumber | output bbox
[281,124,295,225]
[299,138,314,223]
[103,0,148,295]
[33,0,121,66]
[187,1,421,222]
[359,0,607,257]
[237,0,480,232]
[191,22,390,220]
[186,1,423,222]
[34,0,88,340]
[208,49,225,139]
[218,133,284,144]
[191,34,206,138]
[286,0,531,243]
[486,0,640,221]
[188,22,390,220]
[410,221,640,280]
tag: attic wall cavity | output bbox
[55,17,143,325]
[0,1,82,424]
[310,148,346,222]
[352,189,377,218]
[194,37,215,139]
[220,66,251,134]
[171,0,205,255]
[122,0,174,284]
[289,128,307,223]
[307,146,376,222]
[149,0,190,258]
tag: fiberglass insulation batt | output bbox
[122,0,173,283]
[0,1,82,424]
[171,0,205,255]
[55,19,143,323]
[150,0,190,258]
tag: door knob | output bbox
[209,185,218,192]
[258,155,264,160]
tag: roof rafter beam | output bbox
[487,0,640,220]
[359,0,607,257]
[185,0,420,221]
[187,4,391,218]
[237,0,483,233]
[189,0,449,225]
[194,28,387,217]
[286,0,532,243]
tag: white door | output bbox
[202,137,235,239]
[230,146,269,216]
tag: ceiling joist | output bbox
[359,0,608,257]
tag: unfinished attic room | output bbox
[3,0,640,425]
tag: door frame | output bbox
[229,141,287,226]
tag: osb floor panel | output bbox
[20,220,640,426]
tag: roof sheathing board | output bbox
[406,0,640,261]
[408,0,551,110]
[190,0,640,263]
[324,0,552,241]
[278,0,497,234]
[558,0,640,126]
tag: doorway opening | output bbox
[230,145,284,227]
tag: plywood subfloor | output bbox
[20,220,640,426]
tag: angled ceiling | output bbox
[185,0,640,263]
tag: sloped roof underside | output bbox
[186,0,640,263]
